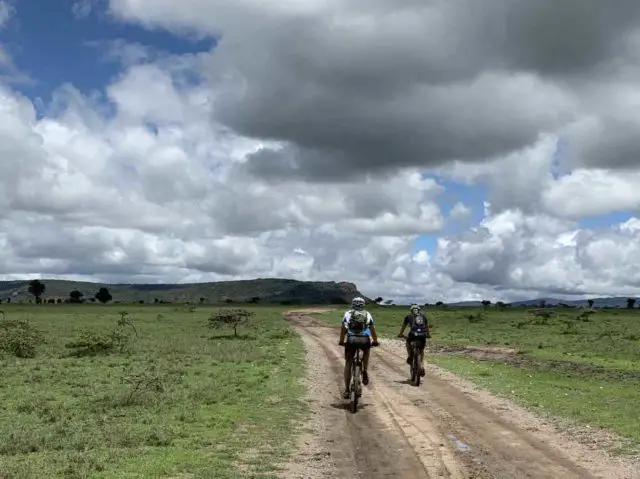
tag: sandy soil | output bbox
[280,312,640,479]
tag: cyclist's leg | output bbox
[361,344,371,385]
[405,335,412,364]
[343,344,353,398]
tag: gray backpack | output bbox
[348,310,367,334]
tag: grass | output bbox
[428,356,640,446]
[316,305,640,450]
[0,304,305,478]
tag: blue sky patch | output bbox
[578,211,633,230]
[1,0,212,103]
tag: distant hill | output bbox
[448,296,639,308]
[0,278,367,305]
[506,297,637,308]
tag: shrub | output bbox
[0,318,44,358]
[65,313,138,357]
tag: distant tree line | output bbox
[0,279,339,306]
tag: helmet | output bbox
[351,297,365,311]
[410,304,421,314]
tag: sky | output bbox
[2,0,640,303]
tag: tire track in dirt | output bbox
[283,312,636,478]
[282,312,466,478]
[373,346,598,478]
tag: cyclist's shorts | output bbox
[345,334,371,359]
[407,333,427,349]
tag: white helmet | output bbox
[351,297,365,311]
[410,304,421,314]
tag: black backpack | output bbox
[410,314,427,335]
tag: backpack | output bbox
[348,310,368,334]
[410,313,427,335]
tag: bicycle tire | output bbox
[413,343,421,387]
[409,342,417,384]
[351,353,361,413]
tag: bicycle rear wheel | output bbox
[413,344,421,387]
[351,353,361,413]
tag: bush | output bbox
[65,313,138,357]
[0,319,44,358]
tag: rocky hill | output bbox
[0,278,367,305]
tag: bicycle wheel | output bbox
[351,353,361,413]
[413,343,421,387]
[410,343,418,385]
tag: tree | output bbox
[495,301,506,311]
[587,299,594,309]
[374,297,383,303]
[28,280,46,304]
[95,287,113,304]
[481,300,491,308]
[208,309,255,337]
[384,299,394,305]
[435,301,443,307]
[627,298,636,309]
[69,290,84,303]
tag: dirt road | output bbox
[282,312,638,479]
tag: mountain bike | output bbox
[345,335,379,413]
[350,346,364,413]
[400,333,427,386]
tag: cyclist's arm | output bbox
[369,324,379,342]
[339,312,349,343]
[398,315,410,336]
[339,325,347,344]
[423,314,432,337]
[367,312,378,342]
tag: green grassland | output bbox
[0,304,305,478]
[322,305,640,450]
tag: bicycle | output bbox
[343,335,379,413]
[399,333,427,386]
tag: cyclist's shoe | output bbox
[362,371,369,385]
[420,367,426,377]
[406,356,412,365]
[342,389,350,399]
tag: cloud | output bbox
[0,58,449,299]
[0,1,12,29]
[0,3,33,85]
[105,0,640,180]
[6,1,640,303]
[434,208,640,299]
[71,0,104,19]
[449,202,471,221]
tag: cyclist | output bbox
[338,297,379,399]
[397,304,430,377]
